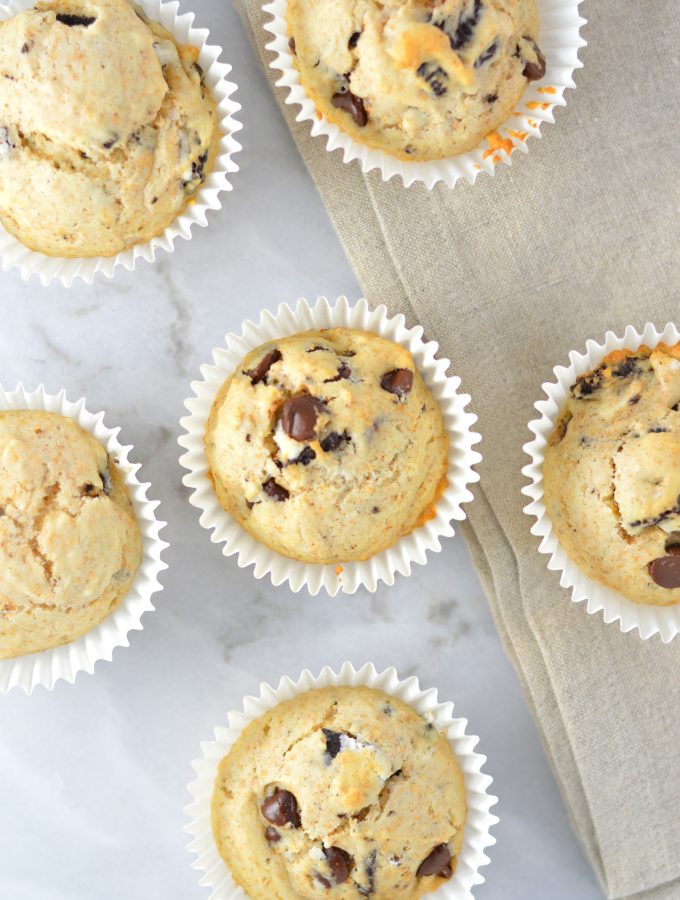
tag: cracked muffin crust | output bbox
[212,685,466,899]
[0,410,142,658]
[204,328,448,564]
[286,0,544,161]
[544,345,680,606]
[0,0,217,257]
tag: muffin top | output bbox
[0,410,142,658]
[0,0,216,257]
[212,685,466,899]
[205,328,448,565]
[287,0,544,161]
[543,345,680,606]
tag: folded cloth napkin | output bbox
[233,1,680,896]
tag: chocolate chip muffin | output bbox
[287,0,545,161]
[212,685,466,899]
[205,328,448,564]
[0,0,217,257]
[543,345,680,606]
[0,410,142,658]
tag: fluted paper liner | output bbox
[0,385,168,693]
[178,296,482,596]
[185,661,498,899]
[522,323,680,643]
[263,0,586,189]
[0,0,242,287]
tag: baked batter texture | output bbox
[0,0,217,257]
[544,345,680,606]
[0,410,142,658]
[205,328,449,564]
[212,685,467,898]
[287,0,544,161]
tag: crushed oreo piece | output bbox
[55,13,96,26]
[475,41,497,67]
[320,430,351,453]
[435,0,481,51]
[417,62,448,97]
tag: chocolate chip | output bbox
[246,349,282,385]
[102,134,120,149]
[649,555,680,589]
[281,395,325,442]
[332,89,368,127]
[650,426,669,433]
[417,844,453,878]
[416,62,448,97]
[82,483,96,496]
[522,38,547,81]
[265,827,281,843]
[629,394,641,405]
[665,537,680,554]
[324,363,351,383]
[290,446,316,466]
[484,92,498,104]
[21,42,30,53]
[349,31,361,49]
[55,13,96,26]
[263,478,289,502]
[324,846,353,885]
[246,500,256,510]
[315,874,332,889]
[260,789,301,828]
[372,506,380,514]
[323,728,343,760]
[476,41,497,67]
[320,430,351,452]
[381,369,414,398]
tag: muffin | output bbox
[0,0,217,258]
[286,0,545,162]
[212,685,467,899]
[205,328,448,564]
[0,410,142,658]
[543,345,680,606]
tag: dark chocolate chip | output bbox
[55,13,96,26]
[263,478,289,502]
[372,506,380,514]
[82,483,96,496]
[265,826,281,843]
[102,134,120,149]
[260,789,301,828]
[484,92,498,104]
[380,368,414,398]
[649,555,680,589]
[417,844,453,878]
[288,36,296,55]
[416,62,448,97]
[349,31,361,49]
[307,345,331,353]
[332,89,368,127]
[522,38,547,81]
[324,363,351,383]
[281,395,326,442]
[246,349,282,385]
[475,41,497,68]
[246,500,256,510]
[650,426,669,433]
[320,430,351,453]
[324,846,353,885]
[323,728,343,760]
[290,446,316,466]
[21,42,30,53]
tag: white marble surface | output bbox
[0,2,603,898]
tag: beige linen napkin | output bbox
[233,1,680,896]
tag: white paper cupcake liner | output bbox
[185,660,498,900]
[0,385,168,693]
[522,323,680,643]
[0,0,242,287]
[263,0,586,189]
[178,295,482,596]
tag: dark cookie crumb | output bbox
[55,13,96,27]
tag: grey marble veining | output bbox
[0,1,602,897]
